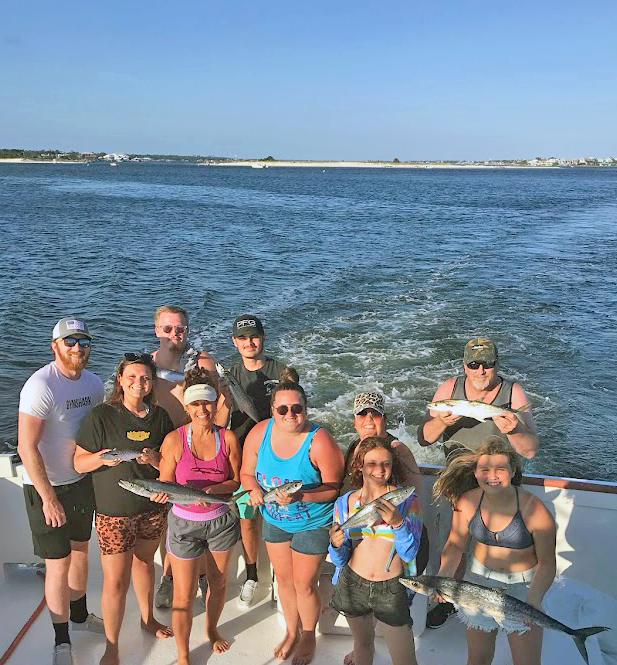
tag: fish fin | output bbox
[513,403,532,422]
[572,626,610,665]
[230,502,240,519]
[230,489,250,503]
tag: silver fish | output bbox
[337,486,416,530]
[262,481,303,503]
[156,368,185,383]
[427,399,530,423]
[399,575,609,665]
[215,363,261,423]
[100,449,143,462]
[118,479,249,506]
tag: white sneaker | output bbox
[71,613,105,635]
[52,643,74,665]
[155,575,173,608]
[237,579,257,609]
[198,575,208,607]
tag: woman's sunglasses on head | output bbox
[124,353,153,363]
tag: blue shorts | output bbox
[262,519,330,556]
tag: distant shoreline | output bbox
[206,160,560,169]
[0,158,84,164]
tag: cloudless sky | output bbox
[1,0,616,160]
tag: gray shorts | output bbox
[167,510,240,560]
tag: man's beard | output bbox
[60,351,89,371]
[167,339,188,354]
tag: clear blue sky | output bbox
[2,0,616,160]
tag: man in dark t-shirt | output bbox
[229,314,286,609]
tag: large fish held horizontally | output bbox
[118,479,248,506]
[215,363,261,423]
[334,486,416,530]
[427,399,531,423]
[399,575,609,664]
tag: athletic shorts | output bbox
[234,485,257,520]
[457,557,537,634]
[330,565,413,627]
[167,510,240,559]
[262,519,330,556]
[24,476,95,560]
[95,509,167,555]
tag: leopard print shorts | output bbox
[96,510,167,555]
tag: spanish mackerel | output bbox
[262,481,303,503]
[399,575,609,665]
[118,479,249,506]
[215,363,260,423]
[427,399,530,423]
[336,486,416,530]
[155,368,185,383]
[100,449,143,462]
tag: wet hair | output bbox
[433,436,522,509]
[347,436,403,489]
[270,366,305,406]
[107,355,158,407]
[154,305,188,326]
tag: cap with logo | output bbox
[353,392,386,416]
[183,384,218,405]
[233,315,264,337]
[52,317,92,340]
[463,337,498,365]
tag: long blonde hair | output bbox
[433,437,522,509]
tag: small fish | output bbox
[262,481,303,503]
[100,449,143,462]
[215,363,261,423]
[399,575,609,665]
[118,479,249,506]
[427,399,530,423]
[155,368,185,383]
[336,486,416,530]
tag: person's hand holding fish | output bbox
[247,487,265,507]
[97,449,122,467]
[434,409,462,427]
[272,487,299,505]
[329,523,346,548]
[149,492,169,504]
[137,448,159,466]
[373,497,403,528]
[493,412,519,435]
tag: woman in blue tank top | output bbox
[432,437,556,665]
[241,369,344,665]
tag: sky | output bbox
[1,0,616,160]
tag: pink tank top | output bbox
[172,425,232,521]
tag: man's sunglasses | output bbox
[124,353,153,363]
[160,325,187,334]
[355,409,383,418]
[275,404,304,416]
[62,337,91,348]
[466,361,496,370]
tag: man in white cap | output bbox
[18,317,105,665]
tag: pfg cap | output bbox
[52,317,92,340]
[353,392,386,416]
[183,384,218,405]
[233,315,264,337]
[463,337,498,365]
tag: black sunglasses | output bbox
[466,361,496,370]
[63,337,91,348]
[355,409,384,418]
[124,353,153,363]
[275,404,304,416]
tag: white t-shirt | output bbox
[19,362,104,486]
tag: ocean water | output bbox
[0,163,615,481]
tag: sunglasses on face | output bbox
[355,409,383,418]
[275,404,304,416]
[160,325,187,334]
[466,361,496,370]
[124,353,153,363]
[62,337,91,348]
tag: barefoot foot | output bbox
[292,631,316,665]
[99,646,120,665]
[343,651,355,665]
[208,629,230,654]
[274,630,299,660]
[140,618,173,639]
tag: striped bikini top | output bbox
[468,487,534,550]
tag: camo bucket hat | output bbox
[353,392,386,416]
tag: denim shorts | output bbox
[262,519,330,556]
[458,557,537,634]
[330,565,413,627]
[167,510,240,559]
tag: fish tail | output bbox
[515,403,531,414]
[230,489,250,503]
[572,625,610,665]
